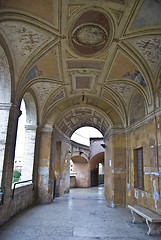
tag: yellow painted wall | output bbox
[126,116,161,214]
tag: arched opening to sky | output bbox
[71,126,103,146]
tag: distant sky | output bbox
[71,126,103,146]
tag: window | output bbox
[134,147,144,190]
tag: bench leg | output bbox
[146,220,161,235]
[131,210,144,223]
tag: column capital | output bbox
[10,104,22,118]
[40,125,53,133]
[24,124,37,130]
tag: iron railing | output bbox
[12,180,35,199]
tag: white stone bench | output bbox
[128,205,161,235]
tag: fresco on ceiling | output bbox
[130,93,145,125]
[131,37,161,73]
[0,22,49,70]
[122,69,146,88]
[102,89,117,105]
[108,52,137,79]
[23,65,42,86]
[32,82,58,109]
[70,10,110,55]
[131,0,161,29]
[72,24,108,46]
[36,50,60,79]
[1,0,55,23]
[110,83,134,104]
[50,91,64,106]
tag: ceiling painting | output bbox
[0,21,51,71]
[130,37,161,74]
[67,61,104,70]
[36,50,61,80]
[23,65,42,87]
[69,10,111,55]
[109,83,135,105]
[131,0,161,29]
[1,0,56,24]
[1,0,161,137]
[108,52,137,80]
[130,93,145,125]
[32,82,58,109]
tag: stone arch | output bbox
[14,92,37,183]
[90,152,104,187]
[0,45,11,186]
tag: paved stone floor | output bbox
[0,185,161,239]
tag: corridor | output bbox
[0,186,160,240]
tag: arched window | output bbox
[0,46,11,187]
[13,93,37,185]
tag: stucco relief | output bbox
[0,22,50,69]
[131,37,161,72]
[110,83,134,104]
[32,82,58,108]
[72,24,108,46]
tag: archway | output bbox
[0,46,11,187]
[13,93,37,185]
[70,127,104,189]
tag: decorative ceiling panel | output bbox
[109,83,134,104]
[32,82,58,109]
[69,10,111,55]
[131,0,161,29]
[0,21,52,71]
[130,37,161,74]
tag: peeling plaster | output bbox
[38,166,48,175]
[153,178,160,212]
[134,190,138,199]
[38,166,49,185]
[144,171,161,177]
[111,201,115,208]
[127,183,130,192]
[112,168,123,174]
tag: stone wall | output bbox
[0,184,34,225]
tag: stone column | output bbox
[0,103,11,185]
[1,104,21,198]
[37,126,54,203]
[20,125,37,181]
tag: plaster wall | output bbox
[89,138,104,160]
[52,132,71,196]
[126,116,161,214]
[72,163,90,188]
[104,134,126,206]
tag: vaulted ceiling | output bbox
[0,0,161,139]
